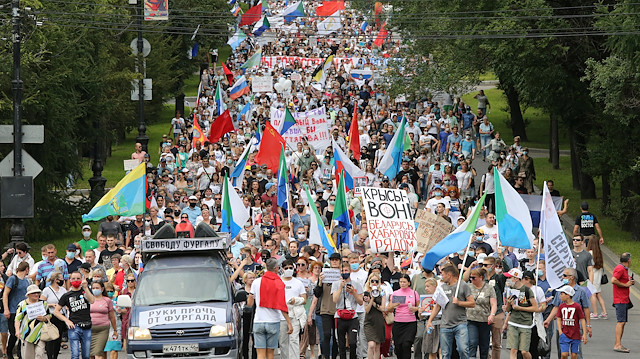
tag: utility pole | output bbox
[10,0,25,244]
[135,0,149,153]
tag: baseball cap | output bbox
[580,201,589,210]
[66,244,77,251]
[504,268,523,279]
[476,253,488,264]
[474,228,485,235]
[188,195,198,201]
[558,285,575,297]
[265,183,275,190]
[329,253,341,260]
[382,176,390,181]
[522,270,536,281]
[399,183,409,189]
[80,262,91,271]
[82,225,91,230]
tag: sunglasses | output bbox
[572,239,583,242]
[370,280,379,283]
[469,276,477,280]
[126,279,135,283]
[283,267,295,270]
[562,274,571,278]
[482,264,492,267]
[296,262,307,266]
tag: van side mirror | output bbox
[234,290,247,303]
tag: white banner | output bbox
[139,306,226,329]
[252,76,273,93]
[360,187,417,253]
[541,182,575,289]
[261,56,393,69]
[270,106,331,151]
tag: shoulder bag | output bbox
[40,317,60,342]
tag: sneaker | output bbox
[590,313,599,319]
[601,313,608,319]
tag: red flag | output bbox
[240,4,262,26]
[348,103,360,160]
[374,2,383,24]
[255,121,286,172]
[208,109,235,144]
[316,1,345,17]
[374,23,388,47]
[221,62,234,84]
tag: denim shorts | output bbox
[0,315,7,333]
[614,303,628,322]
[559,333,581,354]
[253,322,280,349]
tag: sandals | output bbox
[61,343,69,350]
[614,347,630,353]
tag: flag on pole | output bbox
[374,23,388,47]
[277,144,289,211]
[494,167,535,249]
[316,1,345,16]
[82,163,146,222]
[230,4,241,16]
[241,48,262,69]
[261,0,269,12]
[221,174,250,240]
[237,96,253,122]
[333,171,352,250]
[304,186,336,255]
[252,16,271,36]
[312,54,334,86]
[192,119,207,147]
[333,139,366,190]
[374,2,383,25]
[541,182,576,288]
[255,121,286,172]
[229,76,251,100]
[240,4,262,26]
[283,1,305,22]
[421,193,487,270]
[230,139,254,189]
[227,28,247,50]
[376,116,407,179]
[208,109,235,144]
[360,21,368,33]
[317,11,343,35]
[348,103,360,160]
[214,81,224,116]
[279,107,297,135]
[221,62,234,84]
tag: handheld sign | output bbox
[360,187,417,253]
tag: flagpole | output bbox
[535,234,541,287]
[455,232,474,298]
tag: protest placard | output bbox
[124,159,140,171]
[251,76,273,93]
[321,268,341,284]
[270,106,331,152]
[360,187,417,253]
[415,210,454,254]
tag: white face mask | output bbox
[82,231,91,238]
[283,269,294,278]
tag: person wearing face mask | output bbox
[425,185,451,216]
[63,244,83,274]
[41,272,68,359]
[5,243,34,278]
[77,226,98,257]
[519,147,535,194]
[470,229,493,255]
[297,147,315,174]
[346,253,368,359]
[543,268,591,359]
[451,247,476,274]
[54,272,96,359]
[332,263,364,359]
[291,202,310,236]
[502,268,538,359]
[277,260,307,359]
[89,281,117,359]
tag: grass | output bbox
[461,88,569,150]
[478,72,497,81]
[183,75,201,97]
[534,156,637,260]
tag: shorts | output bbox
[506,325,531,352]
[559,333,581,354]
[253,322,280,349]
[0,315,7,333]
[614,303,629,322]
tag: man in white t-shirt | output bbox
[196,157,215,193]
[248,258,293,359]
[348,253,369,358]
[426,185,450,215]
[479,212,499,252]
[278,259,307,359]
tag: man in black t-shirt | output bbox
[573,201,604,245]
[98,235,124,271]
[54,271,95,359]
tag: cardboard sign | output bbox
[26,303,46,319]
[415,210,455,254]
[124,159,141,171]
[270,106,331,152]
[360,187,417,253]
[139,306,225,329]
[252,76,273,93]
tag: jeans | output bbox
[440,323,469,359]
[468,321,490,359]
[336,318,358,359]
[68,326,91,359]
[320,314,337,359]
[420,175,429,201]
[480,135,491,158]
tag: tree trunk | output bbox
[175,93,185,118]
[550,113,559,169]
[574,130,596,199]
[502,84,528,141]
[601,172,610,214]
[569,125,581,190]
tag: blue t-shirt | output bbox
[5,275,30,313]
[462,113,475,130]
[290,213,310,234]
[461,139,476,153]
[438,131,449,153]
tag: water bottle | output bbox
[427,326,433,335]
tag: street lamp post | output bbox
[10,0,25,245]
[135,0,149,153]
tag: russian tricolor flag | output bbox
[333,140,365,190]
[229,75,250,100]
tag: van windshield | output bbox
[134,268,229,306]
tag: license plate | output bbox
[162,344,199,353]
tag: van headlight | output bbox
[128,327,151,340]
[209,323,235,337]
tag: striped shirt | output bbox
[36,259,69,284]
[15,300,49,343]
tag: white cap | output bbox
[558,285,575,297]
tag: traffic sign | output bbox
[0,125,44,144]
[0,150,43,178]
[131,79,153,101]
[130,38,151,57]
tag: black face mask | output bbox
[56,279,64,286]
[297,207,304,213]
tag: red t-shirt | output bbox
[612,264,630,304]
[557,302,585,340]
